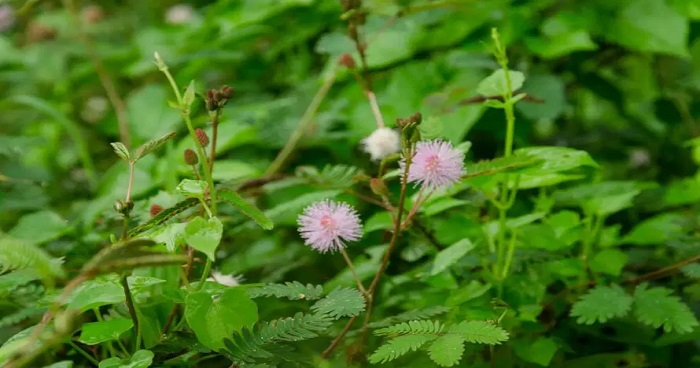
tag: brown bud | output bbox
[184,148,198,165]
[369,178,389,196]
[338,53,356,69]
[114,199,134,216]
[82,5,105,24]
[150,204,164,217]
[205,89,217,111]
[220,85,234,99]
[195,128,209,147]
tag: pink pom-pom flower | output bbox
[401,139,465,190]
[298,200,362,253]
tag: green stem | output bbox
[195,258,213,291]
[340,248,367,295]
[501,231,518,279]
[69,341,100,366]
[92,309,119,358]
[120,275,140,351]
[265,64,337,176]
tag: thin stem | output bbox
[209,110,221,173]
[191,164,202,180]
[340,248,367,295]
[265,64,337,176]
[120,275,140,351]
[367,91,385,128]
[195,258,213,291]
[625,254,700,285]
[321,151,412,359]
[92,308,119,358]
[500,231,518,279]
[125,162,135,202]
[321,316,357,359]
[69,341,100,367]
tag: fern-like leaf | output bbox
[369,306,451,329]
[0,307,43,328]
[369,334,437,364]
[375,320,444,337]
[247,281,324,301]
[633,284,699,334]
[296,164,364,189]
[449,321,509,344]
[0,269,41,298]
[0,236,64,286]
[570,284,633,325]
[224,313,332,363]
[311,287,365,319]
[128,198,199,237]
[428,334,465,367]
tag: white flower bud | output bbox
[206,271,244,287]
[361,127,400,161]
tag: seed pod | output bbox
[184,148,198,165]
[195,128,209,147]
[150,204,164,217]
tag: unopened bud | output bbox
[338,53,356,69]
[184,148,198,165]
[114,199,134,216]
[220,85,234,99]
[150,204,164,217]
[369,178,389,196]
[195,128,209,147]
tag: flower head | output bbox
[362,128,401,161]
[207,271,244,287]
[401,139,465,190]
[298,200,362,253]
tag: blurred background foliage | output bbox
[2,0,700,366]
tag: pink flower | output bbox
[401,139,465,190]
[298,200,362,253]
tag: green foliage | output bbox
[310,287,365,319]
[185,288,259,352]
[0,236,64,286]
[371,320,508,365]
[3,0,700,366]
[219,190,274,230]
[248,281,324,300]
[571,284,634,324]
[633,284,699,334]
[224,313,333,363]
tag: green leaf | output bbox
[514,337,558,366]
[133,131,176,161]
[186,288,259,351]
[176,179,208,198]
[477,69,525,97]
[681,263,700,278]
[67,278,124,312]
[0,236,65,286]
[8,210,71,245]
[369,334,438,364]
[590,249,628,276]
[431,239,476,276]
[110,142,131,162]
[311,287,365,319]
[633,284,699,334]
[570,284,633,324]
[248,281,324,300]
[182,80,196,108]
[516,146,598,174]
[219,190,274,230]
[98,349,154,368]
[184,216,223,261]
[375,320,444,336]
[128,198,199,237]
[622,213,686,246]
[609,0,689,57]
[369,307,451,329]
[428,334,465,367]
[79,318,134,345]
[143,222,186,252]
[448,321,509,344]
